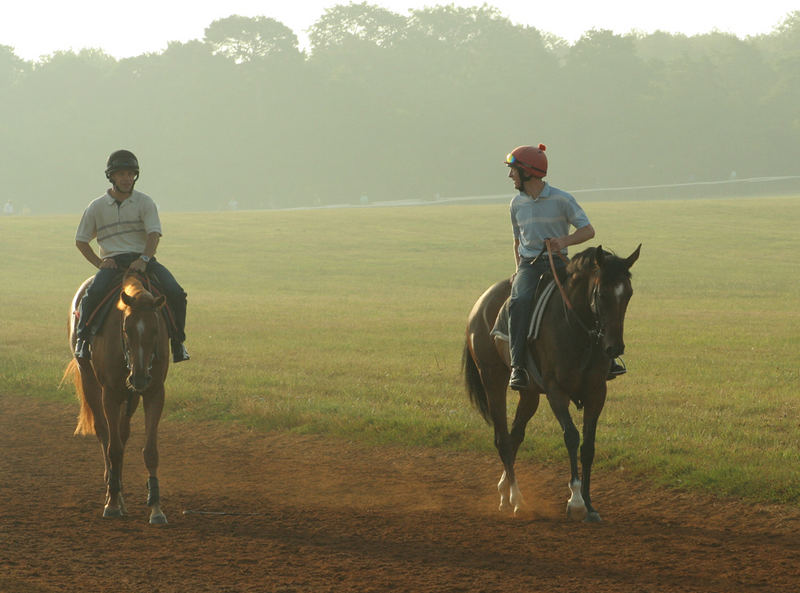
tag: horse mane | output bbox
[116,273,160,311]
[566,246,632,285]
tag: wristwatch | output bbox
[140,255,151,263]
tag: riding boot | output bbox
[171,341,190,363]
[607,358,626,380]
[75,337,91,360]
[509,366,530,391]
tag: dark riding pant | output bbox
[508,256,565,369]
[76,253,187,344]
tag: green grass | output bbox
[1,196,799,503]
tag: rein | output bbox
[119,276,160,410]
[544,239,604,344]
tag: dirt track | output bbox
[1,394,799,593]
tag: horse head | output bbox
[589,244,641,360]
[117,275,166,393]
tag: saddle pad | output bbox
[490,280,557,343]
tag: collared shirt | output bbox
[75,190,162,258]
[510,182,591,259]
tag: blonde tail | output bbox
[60,359,95,436]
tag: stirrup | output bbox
[607,358,626,380]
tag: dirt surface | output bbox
[2,394,799,593]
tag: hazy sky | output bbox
[1,0,797,61]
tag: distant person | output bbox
[73,149,190,362]
[3,200,13,215]
[504,144,624,390]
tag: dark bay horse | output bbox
[462,245,640,521]
[62,273,170,524]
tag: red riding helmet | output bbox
[505,144,547,178]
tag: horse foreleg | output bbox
[142,388,167,525]
[101,391,126,518]
[580,409,603,522]
[547,395,586,521]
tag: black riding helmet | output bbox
[105,150,140,180]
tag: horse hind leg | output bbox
[487,381,528,515]
[502,389,540,513]
[478,369,517,513]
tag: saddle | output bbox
[490,280,557,344]
[491,274,559,391]
[74,272,178,340]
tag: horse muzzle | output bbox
[127,372,152,393]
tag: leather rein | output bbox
[543,239,604,343]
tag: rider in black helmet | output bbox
[73,150,190,363]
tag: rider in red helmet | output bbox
[505,143,622,390]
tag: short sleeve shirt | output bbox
[510,182,591,259]
[75,190,162,258]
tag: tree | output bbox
[0,45,28,88]
[308,2,407,53]
[204,15,302,63]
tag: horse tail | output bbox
[60,359,95,436]
[462,338,492,425]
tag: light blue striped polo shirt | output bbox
[510,182,591,259]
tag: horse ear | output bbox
[594,245,604,267]
[625,244,642,269]
[120,291,134,307]
[154,295,166,310]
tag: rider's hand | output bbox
[547,237,565,252]
[99,258,118,270]
[128,259,147,274]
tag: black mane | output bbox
[566,246,632,284]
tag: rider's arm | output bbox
[128,232,161,273]
[513,238,521,269]
[142,232,160,259]
[76,240,110,269]
[551,224,595,252]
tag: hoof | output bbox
[149,512,168,525]
[566,503,588,521]
[584,511,602,523]
[103,506,124,519]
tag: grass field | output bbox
[1,196,798,504]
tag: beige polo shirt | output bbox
[75,190,162,258]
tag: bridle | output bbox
[121,316,159,375]
[544,239,605,344]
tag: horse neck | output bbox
[564,270,595,322]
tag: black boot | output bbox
[509,366,530,391]
[607,358,626,380]
[171,342,190,363]
[74,338,91,360]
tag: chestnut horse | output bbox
[62,273,170,524]
[462,245,640,521]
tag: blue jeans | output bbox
[508,257,565,369]
[77,253,187,343]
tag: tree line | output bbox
[1,3,798,213]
